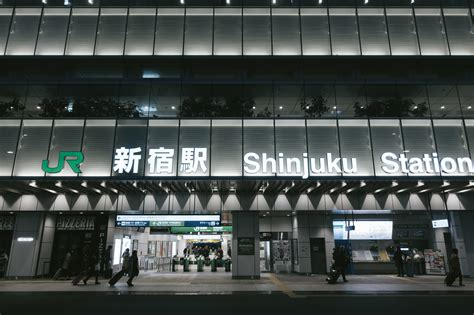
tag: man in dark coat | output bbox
[447,248,464,286]
[333,247,348,283]
[127,250,139,287]
[394,246,404,277]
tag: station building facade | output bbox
[0,0,474,280]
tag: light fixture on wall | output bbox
[226,0,231,4]
[64,0,71,5]
[42,0,47,4]
[180,0,185,4]
[318,0,323,4]
[18,237,34,242]
[88,0,94,4]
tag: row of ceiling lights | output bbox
[34,0,420,6]
[22,179,474,195]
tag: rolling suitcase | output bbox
[108,269,125,286]
[326,265,340,284]
[444,271,457,286]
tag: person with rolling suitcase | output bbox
[445,248,465,287]
[72,245,92,286]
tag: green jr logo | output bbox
[42,151,84,174]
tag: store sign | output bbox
[42,151,84,174]
[56,216,95,231]
[5,119,474,179]
[237,237,255,256]
[170,226,232,234]
[116,215,221,228]
[0,216,15,230]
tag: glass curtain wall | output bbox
[0,7,473,56]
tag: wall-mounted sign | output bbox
[0,216,15,230]
[42,151,84,174]
[56,216,95,231]
[170,226,232,234]
[432,219,449,228]
[116,215,221,228]
[237,237,255,255]
[4,119,474,179]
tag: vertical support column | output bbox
[36,213,56,276]
[7,213,44,279]
[232,211,259,279]
[450,211,474,276]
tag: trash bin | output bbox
[183,259,190,272]
[197,259,204,272]
[224,259,231,272]
[211,259,217,272]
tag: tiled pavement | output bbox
[0,270,472,295]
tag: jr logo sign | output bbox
[42,151,84,174]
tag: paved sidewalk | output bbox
[0,272,472,295]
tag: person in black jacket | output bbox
[127,250,139,287]
[333,246,348,283]
[447,248,464,287]
[394,246,405,277]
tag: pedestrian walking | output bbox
[53,249,72,280]
[333,246,348,283]
[72,245,92,286]
[127,250,139,287]
[122,248,130,276]
[82,251,101,285]
[445,248,465,287]
[394,246,405,277]
[102,245,113,278]
[0,250,8,278]
[109,248,131,286]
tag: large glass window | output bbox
[370,119,405,176]
[243,119,275,177]
[24,84,58,118]
[155,8,184,55]
[464,119,474,158]
[386,8,420,55]
[13,120,52,177]
[443,8,474,55]
[415,8,449,56]
[358,8,390,55]
[214,8,242,56]
[272,8,301,56]
[275,120,307,177]
[184,8,213,56]
[47,119,84,177]
[113,120,147,177]
[65,8,99,56]
[146,120,179,177]
[338,119,374,176]
[125,8,156,56]
[432,119,470,176]
[306,119,340,177]
[401,119,438,177]
[458,85,474,117]
[274,84,304,117]
[211,120,242,177]
[35,8,70,56]
[0,120,20,177]
[6,8,41,55]
[81,120,115,177]
[95,8,127,55]
[243,84,274,118]
[335,85,366,117]
[329,8,360,56]
[150,84,180,118]
[243,8,271,55]
[178,120,210,177]
[300,8,331,55]
[427,85,461,118]
[0,8,13,55]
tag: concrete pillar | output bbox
[7,212,44,279]
[232,211,259,279]
[36,213,56,276]
[450,211,474,277]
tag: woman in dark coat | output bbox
[127,250,139,287]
